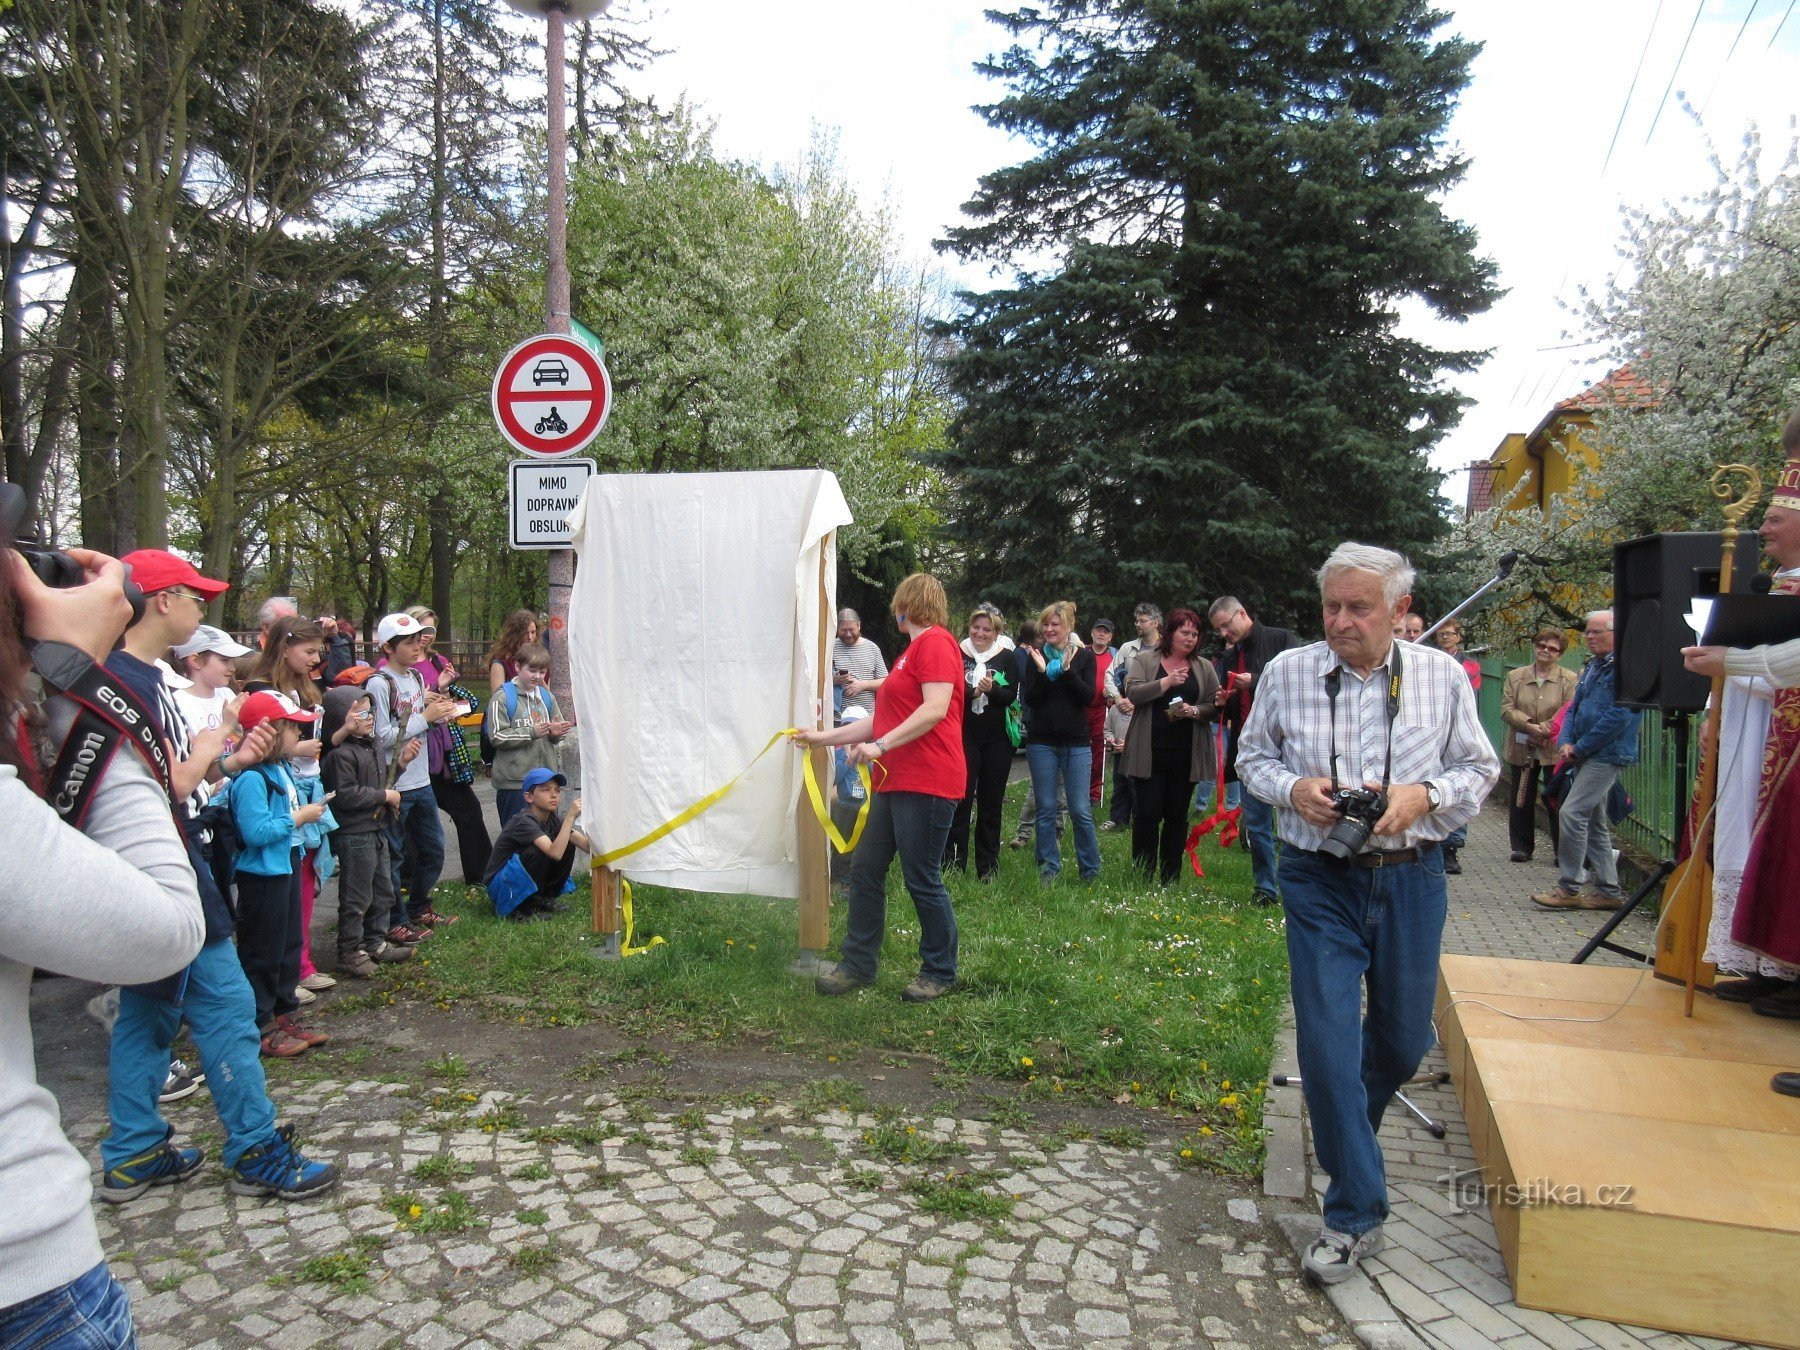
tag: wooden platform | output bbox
[1435,955,1800,1348]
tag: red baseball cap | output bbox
[120,549,230,598]
[238,690,320,731]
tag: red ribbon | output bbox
[1184,724,1242,876]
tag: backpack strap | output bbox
[504,679,519,721]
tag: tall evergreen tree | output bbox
[939,0,1497,627]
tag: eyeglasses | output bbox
[162,588,208,608]
[1534,642,1562,651]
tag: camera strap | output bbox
[31,641,175,827]
[1324,640,1403,795]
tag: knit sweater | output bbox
[0,750,205,1311]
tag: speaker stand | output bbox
[1571,710,1689,966]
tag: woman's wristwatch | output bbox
[873,738,890,755]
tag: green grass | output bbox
[509,1240,564,1277]
[860,1120,965,1166]
[511,1161,553,1181]
[904,1171,1016,1222]
[798,1077,870,1116]
[523,1121,616,1148]
[411,1153,475,1182]
[381,778,1287,1170]
[383,1190,483,1234]
[517,1207,549,1225]
[296,1236,387,1294]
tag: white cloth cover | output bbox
[567,470,852,898]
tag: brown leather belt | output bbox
[1300,842,1439,869]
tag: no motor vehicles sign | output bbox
[509,458,596,549]
[492,333,611,458]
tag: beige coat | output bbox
[1120,647,1220,782]
[1499,663,1577,767]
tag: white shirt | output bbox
[1237,639,1500,854]
[173,686,232,740]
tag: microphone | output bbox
[1751,572,1773,595]
[1495,550,1519,580]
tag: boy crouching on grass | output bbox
[320,686,415,978]
[483,768,591,921]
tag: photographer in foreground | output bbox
[1237,543,1497,1287]
[0,536,204,1345]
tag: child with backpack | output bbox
[228,692,332,1058]
[486,643,573,827]
[320,686,415,978]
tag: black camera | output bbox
[1,482,145,623]
[1320,785,1387,861]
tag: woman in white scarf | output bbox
[946,605,1017,878]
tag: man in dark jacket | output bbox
[320,614,358,684]
[1209,596,1299,906]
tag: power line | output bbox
[1771,0,1800,46]
[1700,0,1762,115]
[1604,0,1667,173]
[1644,0,1707,144]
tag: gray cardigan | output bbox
[1,744,205,1311]
[1120,647,1220,782]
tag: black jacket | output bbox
[1216,620,1298,777]
[320,685,389,833]
[1020,645,1099,747]
[961,648,1019,745]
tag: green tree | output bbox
[938,0,1495,626]
[565,114,950,572]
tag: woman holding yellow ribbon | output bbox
[794,573,966,1003]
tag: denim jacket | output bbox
[1559,653,1639,766]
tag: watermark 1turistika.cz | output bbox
[1441,1168,1636,1212]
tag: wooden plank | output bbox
[1448,991,1799,1065]
[1439,953,1649,1004]
[591,860,618,936]
[1468,1039,1800,1135]
[794,535,832,955]
[1515,1206,1798,1349]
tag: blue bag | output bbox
[487,854,537,919]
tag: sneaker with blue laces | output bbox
[100,1140,204,1204]
[228,1130,337,1200]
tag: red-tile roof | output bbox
[1466,460,1499,514]
[1553,364,1660,414]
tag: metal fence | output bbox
[225,635,494,685]
[1472,656,1692,864]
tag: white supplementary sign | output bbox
[492,333,611,458]
[509,458,596,550]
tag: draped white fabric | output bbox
[567,470,851,898]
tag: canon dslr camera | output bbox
[1,483,144,623]
[1320,785,1387,861]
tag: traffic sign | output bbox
[492,333,611,458]
[509,457,596,550]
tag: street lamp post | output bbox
[500,0,612,788]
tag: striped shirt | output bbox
[832,637,888,715]
[1237,639,1500,854]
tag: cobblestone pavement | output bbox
[1276,797,1755,1350]
[67,1057,1354,1350]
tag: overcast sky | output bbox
[619,0,1800,505]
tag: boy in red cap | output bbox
[228,691,331,1057]
[84,549,337,1201]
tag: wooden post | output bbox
[794,536,833,968]
[591,858,620,961]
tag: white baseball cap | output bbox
[172,624,253,660]
[376,612,426,646]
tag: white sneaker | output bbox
[86,989,120,1035]
[292,985,317,1006]
[298,971,337,992]
[1302,1225,1384,1285]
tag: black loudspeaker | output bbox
[1612,532,1762,712]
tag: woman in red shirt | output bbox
[793,573,965,1003]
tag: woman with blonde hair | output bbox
[792,573,966,1002]
[1020,600,1101,882]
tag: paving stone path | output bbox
[69,1067,1352,1350]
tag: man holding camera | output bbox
[1238,543,1498,1286]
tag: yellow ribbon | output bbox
[593,729,875,955]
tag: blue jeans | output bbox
[1241,791,1279,897]
[104,940,278,1172]
[388,784,446,922]
[495,788,525,831]
[1026,743,1101,879]
[0,1262,134,1349]
[838,791,959,983]
[1279,845,1447,1237]
[1193,779,1240,812]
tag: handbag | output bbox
[1003,702,1024,749]
[486,853,537,918]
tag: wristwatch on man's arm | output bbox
[1422,781,1442,813]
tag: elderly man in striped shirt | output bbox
[1239,543,1499,1286]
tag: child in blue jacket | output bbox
[229,691,330,1058]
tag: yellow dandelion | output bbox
[1200,1126,1213,1136]
[408,1204,423,1219]
[1179,1148,1194,1159]
[725,939,735,946]
[1019,1056,1034,1068]
[1220,1094,1239,1108]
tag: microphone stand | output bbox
[1417,551,1519,644]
